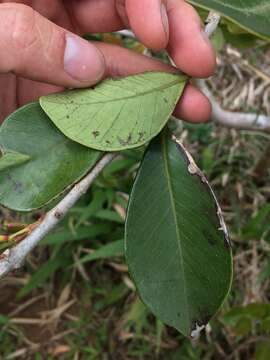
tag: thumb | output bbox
[0,3,105,88]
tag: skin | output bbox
[0,0,216,124]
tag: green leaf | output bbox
[0,149,30,171]
[188,0,270,40]
[40,72,187,151]
[79,239,124,265]
[125,133,233,336]
[0,103,100,211]
[222,28,257,49]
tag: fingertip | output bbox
[167,1,216,78]
[64,34,106,85]
[126,0,169,51]
[174,84,212,123]
[170,31,216,78]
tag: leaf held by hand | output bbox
[40,72,187,151]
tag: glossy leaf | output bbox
[40,72,187,151]
[0,150,30,171]
[0,103,100,211]
[188,0,270,40]
[125,133,233,336]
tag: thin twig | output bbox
[198,80,270,131]
[205,11,221,38]
[0,153,116,278]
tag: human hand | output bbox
[0,0,216,124]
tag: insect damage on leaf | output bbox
[173,135,231,248]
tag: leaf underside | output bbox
[188,0,270,40]
[40,72,187,151]
[0,103,100,211]
[125,133,233,336]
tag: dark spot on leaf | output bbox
[138,132,146,142]
[105,140,111,145]
[7,174,23,194]
[163,97,168,103]
[92,131,100,138]
[117,134,133,146]
[203,229,217,246]
[66,115,70,119]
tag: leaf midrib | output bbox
[162,135,190,330]
[44,77,185,107]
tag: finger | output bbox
[0,76,62,123]
[125,0,169,51]
[0,3,106,88]
[67,0,124,34]
[93,41,173,78]
[173,84,212,123]
[17,79,63,106]
[0,73,17,122]
[0,3,171,89]
[69,0,169,50]
[2,0,73,29]
[166,0,216,77]
[126,0,216,77]
[0,3,175,86]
